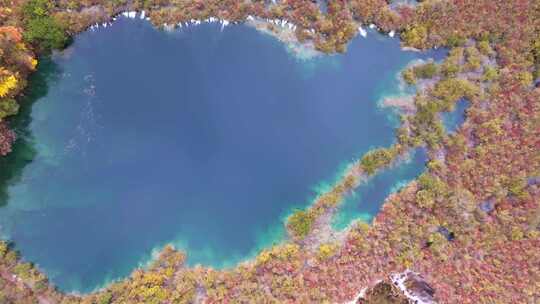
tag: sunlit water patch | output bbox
[0,17,440,292]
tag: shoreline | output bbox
[6,14,420,296]
[245,17,322,60]
[0,0,534,302]
[83,11,324,60]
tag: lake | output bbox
[0,16,443,292]
[332,148,428,230]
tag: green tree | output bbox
[401,25,428,48]
[446,34,466,47]
[98,291,113,304]
[402,68,416,85]
[287,210,314,239]
[413,62,438,79]
[483,66,499,81]
[0,99,19,119]
[22,0,68,53]
[360,147,398,175]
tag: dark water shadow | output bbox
[0,58,60,207]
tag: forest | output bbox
[0,0,538,303]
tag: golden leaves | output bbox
[0,75,18,98]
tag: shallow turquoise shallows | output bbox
[0,17,443,292]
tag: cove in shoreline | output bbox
[333,97,469,231]
[0,16,443,293]
[442,98,469,133]
[332,148,428,230]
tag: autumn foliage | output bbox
[0,0,538,303]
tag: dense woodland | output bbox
[0,0,538,303]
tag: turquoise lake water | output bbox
[442,98,468,133]
[0,17,445,292]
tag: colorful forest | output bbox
[0,0,538,303]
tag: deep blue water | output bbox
[0,17,441,292]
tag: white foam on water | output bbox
[358,26,367,37]
[163,23,175,31]
[344,285,371,304]
[221,19,229,30]
[391,270,434,304]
